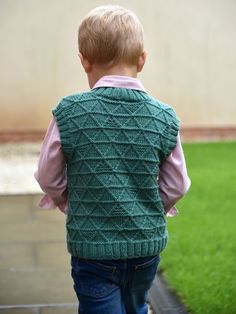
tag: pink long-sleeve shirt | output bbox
[35,75,190,216]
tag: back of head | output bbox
[78,5,144,66]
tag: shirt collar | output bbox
[92,75,146,92]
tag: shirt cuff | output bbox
[38,194,68,214]
[166,206,179,217]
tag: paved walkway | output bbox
[0,194,77,314]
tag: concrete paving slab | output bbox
[0,269,76,304]
[33,207,66,223]
[0,309,39,314]
[41,306,77,314]
[0,194,76,309]
[36,242,70,269]
[0,220,66,244]
[0,305,78,314]
[0,243,35,269]
[1,195,33,223]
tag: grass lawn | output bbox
[161,142,236,314]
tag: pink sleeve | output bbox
[34,117,68,214]
[158,134,191,217]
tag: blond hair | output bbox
[78,5,144,66]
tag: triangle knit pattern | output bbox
[53,87,179,260]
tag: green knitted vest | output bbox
[53,87,179,260]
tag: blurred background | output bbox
[0,0,236,137]
[0,1,236,314]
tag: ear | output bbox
[137,51,147,73]
[79,53,92,73]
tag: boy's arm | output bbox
[34,117,68,213]
[159,134,191,216]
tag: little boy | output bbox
[35,5,190,314]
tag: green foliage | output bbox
[161,142,236,314]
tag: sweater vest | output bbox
[53,87,179,260]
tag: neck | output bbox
[87,63,138,89]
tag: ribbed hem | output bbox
[67,236,168,260]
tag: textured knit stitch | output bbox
[53,87,179,260]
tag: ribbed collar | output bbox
[92,75,146,92]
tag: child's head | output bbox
[78,5,144,67]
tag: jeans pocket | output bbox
[81,259,117,272]
[134,255,160,270]
[132,255,160,290]
[71,257,117,298]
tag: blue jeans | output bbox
[71,255,160,314]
